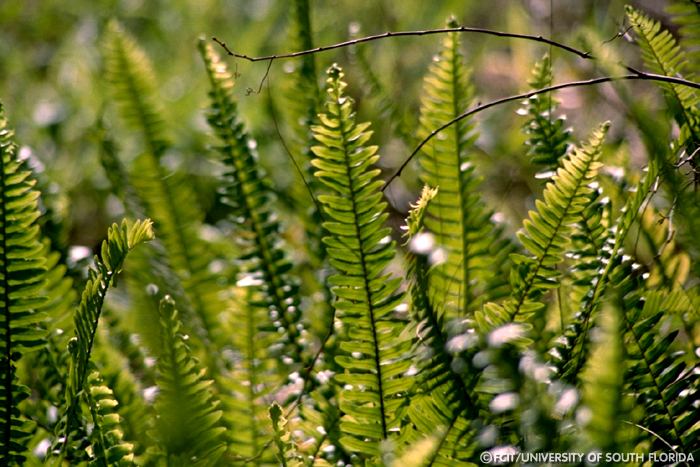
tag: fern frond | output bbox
[103,20,168,157]
[478,124,609,331]
[667,0,700,69]
[220,290,277,461]
[626,5,700,148]
[518,53,572,175]
[311,64,412,458]
[580,305,634,453]
[85,370,135,466]
[0,104,47,465]
[403,186,478,465]
[199,40,306,369]
[60,219,153,458]
[556,160,660,383]
[104,22,225,362]
[417,22,503,317]
[151,296,226,464]
[613,264,700,455]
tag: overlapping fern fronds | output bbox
[612,261,700,456]
[0,104,48,465]
[478,124,609,331]
[311,64,412,458]
[667,0,700,69]
[416,22,505,318]
[403,186,479,465]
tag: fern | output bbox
[151,296,226,464]
[612,262,700,456]
[0,104,47,465]
[580,305,634,454]
[478,124,609,331]
[403,186,478,465]
[416,22,503,318]
[626,5,700,149]
[311,64,412,458]
[103,21,225,360]
[517,53,572,175]
[199,40,306,369]
[220,290,277,461]
[85,370,135,465]
[57,220,152,461]
[557,159,660,383]
[667,0,700,69]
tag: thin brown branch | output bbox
[382,71,700,191]
[213,25,593,62]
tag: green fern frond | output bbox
[556,160,660,383]
[151,296,226,464]
[477,123,609,331]
[60,219,153,459]
[199,40,306,369]
[580,305,634,453]
[0,104,47,465]
[269,402,304,467]
[416,23,503,317]
[85,370,135,466]
[626,5,700,148]
[220,290,277,461]
[613,264,700,455]
[311,64,412,458]
[518,53,572,175]
[667,0,700,69]
[403,186,478,465]
[103,20,168,157]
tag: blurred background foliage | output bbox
[0,0,682,254]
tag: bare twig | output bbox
[213,25,594,62]
[382,71,700,191]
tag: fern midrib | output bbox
[622,310,685,449]
[509,153,596,321]
[331,87,388,439]
[0,149,13,459]
[449,36,472,316]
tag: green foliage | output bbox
[478,124,608,331]
[311,64,412,457]
[0,4,699,466]
[0,104,47,465]
[151,296,226,464]
[518,53,572,175]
